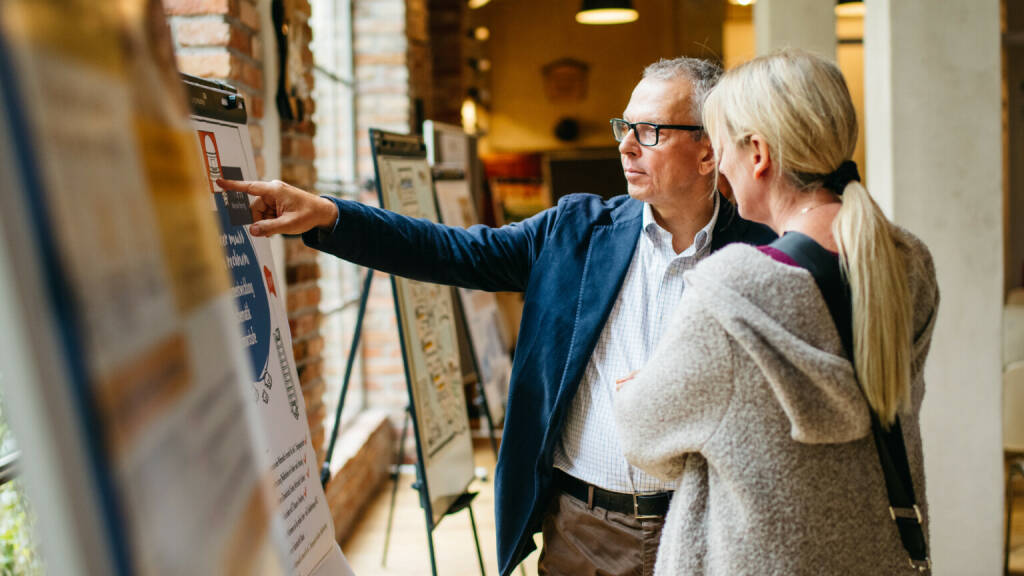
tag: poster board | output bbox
[425,122,512,426]
[185,76,352,576]
[370,130,475,528]
[0,2,289,574]
[424,120,486,229]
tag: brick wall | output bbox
[353,0,417,437]
[278,0,327,467]
[168,0,267,175]
[428,0,465,126]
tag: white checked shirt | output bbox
[552,196,720,493]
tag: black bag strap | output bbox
[769,233,930,572]
[870,413,930,571]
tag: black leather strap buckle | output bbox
[908,557,931,573]
[889,505,930,572]
[889,505,922,523]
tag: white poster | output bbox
[192,117,352,576]
[0,2,290,574]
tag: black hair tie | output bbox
[822,160,860,194]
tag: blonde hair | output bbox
[703,50,912,428]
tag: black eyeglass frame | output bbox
[610,118,703,147]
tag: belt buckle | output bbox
[632,493,661,520]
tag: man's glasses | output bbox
[610,118,703,147]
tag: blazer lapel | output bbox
[555,199,642,401]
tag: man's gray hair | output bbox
[642,57,723,125]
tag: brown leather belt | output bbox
[553,469,672,519]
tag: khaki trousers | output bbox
[537,490,666,576]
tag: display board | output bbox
[186,76,351,576]
[0,2,287,574]
[370,130,475,528]
[424,120,486,229]
[434,179,512,426]
[426,121,512,426]
[0,3,350,575]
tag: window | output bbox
[310,0,366,432]
[0,386,44,574]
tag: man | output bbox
[219,57,775,576]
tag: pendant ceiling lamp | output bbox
[575,0,639,25]
[835,0,865,17]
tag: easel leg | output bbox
[425,519,440,576]
[381,406,411,568]
[468,505,487,576]
[321,268,374,487]
[415,454,440,576]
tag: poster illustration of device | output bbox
[375,155,476,526]
[192,119,348,576]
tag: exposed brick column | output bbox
[279,0,327,468]
[352,0,417,434]
[407,0,432,125]
[428,0,465,126]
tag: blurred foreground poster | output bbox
[0,1,351,575]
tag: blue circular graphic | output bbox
[215,192,272,383]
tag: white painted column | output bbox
[864,0,1003,573]
[754,0,836,58]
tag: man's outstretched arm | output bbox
[217,178,338,236]
[217,178,549,292]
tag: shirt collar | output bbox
[641,194,720,257]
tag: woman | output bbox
[614,50,939,575]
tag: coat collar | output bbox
[607,192,742,244]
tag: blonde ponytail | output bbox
[704,49,915,427]
[833,181,912,427]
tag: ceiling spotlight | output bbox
[576,0,638,25]
[835,0,864,17]
[468,0,490,8]
[473,26,490,41]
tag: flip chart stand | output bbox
[380,405,487,576]
[372,129,485,576]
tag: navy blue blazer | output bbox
[303,193,776,576]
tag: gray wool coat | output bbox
[614,229,939,575]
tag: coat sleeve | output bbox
[613,290,735,483]
[302,196,557,292]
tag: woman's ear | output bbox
[748,135,772,180]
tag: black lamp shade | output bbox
[581,0,634,9]
[576,0,638,25]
